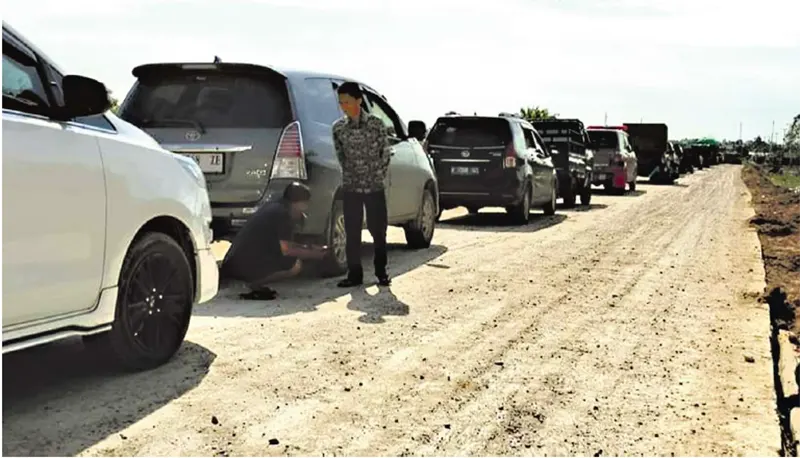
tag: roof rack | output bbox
[498,112,522,118]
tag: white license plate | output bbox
[183,153,224,173]
[452,166,480,176]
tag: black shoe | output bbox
[377,276,391,287]
[337,278,363,288]
[239,287,277,300]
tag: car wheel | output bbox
[562,179,576,208]
[542,184,557,216]
[319,200,348,277]
[628,181,636,192]
[508,185,531,224]
[579,180,592,206]
[109,232,194,371]
[405,189,436,249]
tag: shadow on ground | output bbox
[557,203,609,212]
[196,242,447,319]
[591,188,648,197]
[346,286,410,324]
[440,212,567,233]
[2,339,215,457]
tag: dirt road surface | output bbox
[3,165,779,456]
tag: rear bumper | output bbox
[591,166,627,187]
[439,185,524,209]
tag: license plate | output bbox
[596,173,606,180]
[452,166,480,176]
[183,153,224,173]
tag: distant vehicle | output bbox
[666,141,682,180]
[425,114,558,223]
[586,125,638,194]
[118,62,439,276]
[672,142,694,174]
[3,22,219,370]
[531,118,594,207]
[623,123,676,184]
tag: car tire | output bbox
[628,181,636,193]
[109,232,194,371]
[508,184,531,224]
[579,180,592,206]
[319,200,348,277]
[542,184,557,216]
[405,189,436,249]
[562,179,576,208]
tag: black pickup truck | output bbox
[531,118,594,207]
[623,123,676,184]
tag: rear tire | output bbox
[319,200,348,277]
[628,181,636,193]
[508,185,531,224]
[110,233,194,371]
[562,179,576,208]
[405,189,436,249]
[542,184,557,216]
[579,180,592,206]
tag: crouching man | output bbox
[221,182,328,300]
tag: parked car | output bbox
[673,142,694,174]
[666,141,681,180]
[424,114,558,223]
[118,62,439,276]
[624,123,676,184]
[2,22,218,370]
[586,126,638,193]
[531,118,594,207]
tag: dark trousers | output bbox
[343,190,388,280]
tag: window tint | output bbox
[75,114,115,130]
[587,130,620,149]
[532,130,548,152]
[363,91,403,137]
[427,117,511,147]
[2,43,49,115]
[302,78,342,125]
[120,72,292,129]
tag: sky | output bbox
[4,0,800,140]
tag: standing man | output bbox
[333,82,392,288]
[221,182,328,300]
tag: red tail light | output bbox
[271,121,307,179]
[504,143,517,168]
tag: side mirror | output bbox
[59,75,111,119]
[408,120,427,141]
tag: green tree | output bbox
[519,106,558,122]
[107,91,120,114]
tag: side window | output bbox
[2,40,50,116]
[521,127,536,149]
[363,90,406,138]
[302,77,343,125]
[533,130,548,154]
[509,122,527,154]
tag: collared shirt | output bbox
[332,110,391,193]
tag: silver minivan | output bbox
[118,62,439,276]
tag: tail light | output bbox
[504,143,517,168]
[271,121,307,180]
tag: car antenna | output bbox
[213,55,222,64]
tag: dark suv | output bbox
[531,118,594,207]
[118,62,439,276]
[425,114,557,224]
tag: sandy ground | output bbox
[3,165,779,457]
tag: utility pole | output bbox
[604,112,608,125]
[770,120,775,152]
[739,122,742,142]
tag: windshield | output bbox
[427,118,511,147]
[120,73,292,129]
[588,130,619,149]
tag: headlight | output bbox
[173,154,207,189]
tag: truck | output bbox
[623,123,676,184]
[531,118,594,207]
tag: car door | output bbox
[362,88,421,221]
[518,125,542,201]
[2,34,107,327]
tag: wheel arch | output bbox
[129,216,197,298]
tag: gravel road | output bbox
[3,165,779,456]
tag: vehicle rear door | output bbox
[118,64,295,206]
[587,129,621,177]
[426,117,512,193]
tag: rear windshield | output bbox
[427,118,511,147]
[120,72,292,129]
[588,130,619,149]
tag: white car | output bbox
[2,22,218,370]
